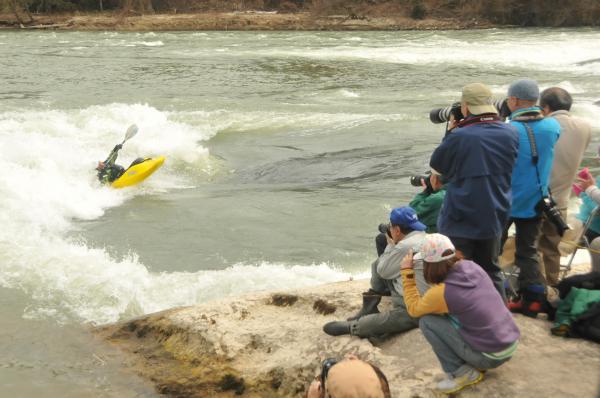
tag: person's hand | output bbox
[114,144,123,151]
[577,174,596,191]
[306,379,321,398]
[386,233,394,246]
[400,249,414,270]
[446,115,459,132]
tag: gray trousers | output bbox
[350,299,418,337]
[352,259,418,337]
[419,315,510,377]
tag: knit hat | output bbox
[325,359,385,398]
[421,233,456,263]
[461,83,498,115]
[507,79,540,101]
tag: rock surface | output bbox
[96,278,600,397]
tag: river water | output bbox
[1,29,599,396]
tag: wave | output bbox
[0,103,376,325]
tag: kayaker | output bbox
[97,144,125,184]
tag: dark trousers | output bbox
[448,236,506,301]
[501,217,545,290]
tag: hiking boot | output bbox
[347,291,382,321]
[436,368,484,394]
[323,321,351,336]
[508,297,545,318]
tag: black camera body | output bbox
[410,174,434,192]
[378,223,392,238]
[536,196,570,236]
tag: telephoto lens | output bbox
[429,102,463,124]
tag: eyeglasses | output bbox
[320,358,339,389]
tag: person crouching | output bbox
[400,233,520,394]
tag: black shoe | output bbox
[323,321,351,336]
[347,292,382,321]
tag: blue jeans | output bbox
[419,315,510,377]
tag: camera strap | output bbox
[457,113,501,128]
[521,120,550,201]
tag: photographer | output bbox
[538,87,591,286]
[429,83,519,300]
[502,79,561,317]
[322,207,428,339]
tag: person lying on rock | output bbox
[323,207,428,339]
[400,233,520,394]
[305,355,391,398]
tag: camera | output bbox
[378,223,392,238]
[410,173,433,192]
[429,98,511,124]
[536,196,570,236]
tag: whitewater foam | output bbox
[0,103,361,325]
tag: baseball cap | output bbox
[421,233,456,263]
[390,207,426,231]
[325,359,385,398]
[461,83,498,115]
[507,79,539,101]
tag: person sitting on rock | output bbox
[322,207,428,339]
[305,355,391,398]
[400,233,520,394]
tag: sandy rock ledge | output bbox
[95,279,600,397]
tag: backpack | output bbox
[571,302,600,343]
[556,272,600,299]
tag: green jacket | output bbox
[408,188,446,233]
[554,287,600,327]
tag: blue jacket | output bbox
[509,107,560,218]
[430,117,519,239]
[577,182,600,234]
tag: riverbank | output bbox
[95,276,600,398]
[0,11,495,31]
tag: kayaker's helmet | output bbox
[96,161,106,171]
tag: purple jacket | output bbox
[444,260,520,352]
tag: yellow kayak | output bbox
[111,156,165,189]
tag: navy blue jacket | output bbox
[430,118,519,239]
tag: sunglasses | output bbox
[320,358,339,389]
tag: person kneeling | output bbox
[401,234,520,394]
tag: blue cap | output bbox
[390,207,426,231]
[507,79,539,101]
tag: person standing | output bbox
[503,79,561,316]
[430,83,519,300]
[537,87,591,286]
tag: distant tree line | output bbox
[1,0,598,26]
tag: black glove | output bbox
[113,144,123,151]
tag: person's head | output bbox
[507,79,539,112]
[306,357,391,398]
[420,233,462,284]
[96,161,106,171]
[429,171,445,191]
[460,83,498,118]
[389,207,426,243]
[540,87,572,115]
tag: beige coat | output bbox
[548,110,592,209]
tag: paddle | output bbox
[121,124,139,146]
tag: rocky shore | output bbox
[95,275,600,397]
[0,11,494,31]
